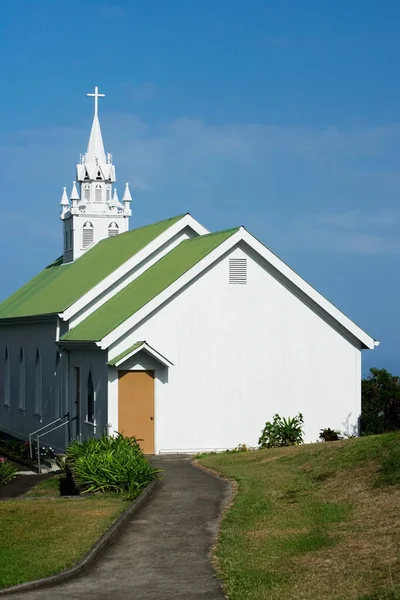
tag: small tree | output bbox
[361,368,400,435]
[258,413,304,449]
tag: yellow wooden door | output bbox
[118,370,155,454]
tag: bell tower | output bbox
[60,87,132,263]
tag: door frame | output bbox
[118,369,155,454]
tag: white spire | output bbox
[76,86,115,182]
[122,182,132,217]
[70,181,80,201]
[60,187,69,218]
[122,182,132,202]
[60,187,69,206]
[110,188,119,207]
[86,115,106,166]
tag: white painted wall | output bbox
[109,243,363,452]
[63,211,129,264]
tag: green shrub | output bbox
[225,443,251,453]
[0,459,18,485]
[319,428,342,442]
[361,367,400,435]
[258,413,304,449]
[65,434,159,499]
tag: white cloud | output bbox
[130,176,150,191]
[122,81,159,102]
[1,115,400,257]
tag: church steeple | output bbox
[76,87,115,183]
[60,86,131,263]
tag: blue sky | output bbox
[0,0,399,375]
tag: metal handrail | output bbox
[36,417,76,474]
[29,413,69,460]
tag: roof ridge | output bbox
[182,226,240,243]
[124,214,188,235]
[95,213,188,247]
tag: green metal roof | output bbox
[0,215,186,319]
[107,342,144,366]
[62,227,239,343]
[107,341,174,367]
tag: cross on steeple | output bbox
[87,86,105,118]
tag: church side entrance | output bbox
[118,370,155,454]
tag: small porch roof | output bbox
[107,341,174,368]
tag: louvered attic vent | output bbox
[229,258,247,284]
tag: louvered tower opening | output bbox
[82,222,94,248]
[108,222,119,237]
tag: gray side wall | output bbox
[67,346,109,442]
[0,319,108,451]
[0,319,65,449]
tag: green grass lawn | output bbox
[0,491,127,590]
[25,475,61,497]
[198,432,400,600]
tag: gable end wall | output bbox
[109,244,362,451]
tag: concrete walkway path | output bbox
[3,455,231,600]
[0,473,52,500]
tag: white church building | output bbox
[0,88,378,454]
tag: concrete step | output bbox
[33,464,55,475]
[41,458,62,473]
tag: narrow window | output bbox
[18,349,25,411]
[74,367,81,438]
[4,347,10,407]
[108,222,119,237]
[54,353,62,418]
[84,184,90,202]
[82,221,94,248]
[64,231,68,252]
[69,230,73,250]
[229,258,247,285]
[95,184,102,202]
[87,370,95,424]
[34,349,42,416]
[106,184,111,202]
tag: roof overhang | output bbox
[107,341,174,368]
[0,313,58,325]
